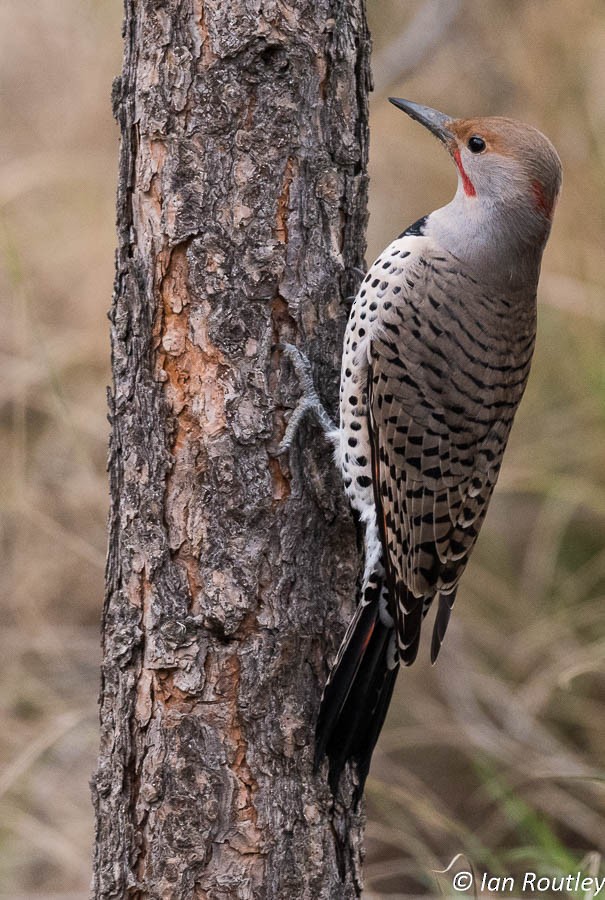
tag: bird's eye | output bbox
[468,136,486,154]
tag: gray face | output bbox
[453,120,562,223]
[389,99,562,228]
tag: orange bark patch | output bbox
[276,157,293,243]
[194,0,217,66]
[158,244,227,452]
[268,456,290,501]
[220,653,261,834]
[152,669,200,713]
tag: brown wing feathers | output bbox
[367,329,504,664]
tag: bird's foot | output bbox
[277,344,339,455]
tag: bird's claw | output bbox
[278,344,338,455]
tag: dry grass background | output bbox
[0,1,603,897]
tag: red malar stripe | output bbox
[453,149,476,198]
[532,179,553,219]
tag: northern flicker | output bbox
[281,99,561,797]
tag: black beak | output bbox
[389,98,455,145]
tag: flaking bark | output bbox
[93,1,371,897]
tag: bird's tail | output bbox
[314,576,399,799]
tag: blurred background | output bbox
[0,1,603,897]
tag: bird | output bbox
[280,99,562,799]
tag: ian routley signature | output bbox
[436,854,605,897]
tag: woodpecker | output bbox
[281,99,561,797]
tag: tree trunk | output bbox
[92,1,371,897]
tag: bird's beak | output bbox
[389,98,455,145]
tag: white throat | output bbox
[426,183,546,291]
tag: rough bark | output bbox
[92,1,371,897]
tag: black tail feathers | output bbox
[430,588,457,664]
[314,586,398,801]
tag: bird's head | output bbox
[389,98,562,244]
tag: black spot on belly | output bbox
[357,475,372,488]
